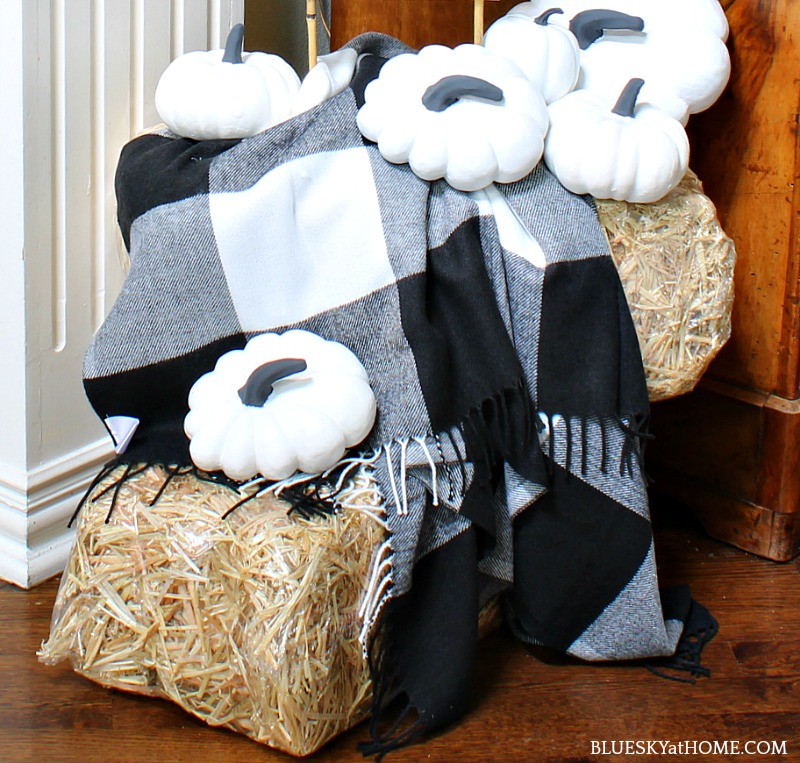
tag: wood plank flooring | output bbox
[2,500,799,763]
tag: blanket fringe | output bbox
[535,412,652,481]
[68,460,242,526]
[358,538,394,649]
[644,598,719,684]
[373,431,466,518]
[462,379,534,486]
[357,602,426,761]
[67,455,386,527]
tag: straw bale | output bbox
[40,464,505,755]
[39,465,385,756]
[598,170,736,400]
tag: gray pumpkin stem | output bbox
[422,75,504,112]
[612,78,645,118]
[535,8,565,26]
[569,9,645,50]
[238,358,307,407]
[223,23,245,64]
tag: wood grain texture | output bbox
[688,0,800,398]
[640,0,800,560]
[649,378,800,561]
[330,0,517,50]
[4,505,800,763]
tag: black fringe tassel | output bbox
[71,459,354,528]
[644,598,719,685]
[221,477,339,521]
[533,412,653,482]
[358,606,426,760]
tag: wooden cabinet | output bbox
[649,0,800,561]
[331,0,518,49]
[330,0,800,560]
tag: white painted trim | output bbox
[0,0,245,591]
[0,528,78,592]
[0,438,113,588]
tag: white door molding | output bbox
[0,0,244,588]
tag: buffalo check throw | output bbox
[81,32,716,756]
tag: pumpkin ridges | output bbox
[376,112,425,165]
[358,42,548,191]
[244,53,301,125]
[218,410,260,482]
[252,407,298,481]
[188,399,242,471]
[486,110,545,183]
[186,330,376,483]
[663,30,730,114]
[312,377,378,444]
[543,82,689,203]
[272,402,348,476]
[483,6,580,104]
[625,119,688,202]
[407,125,450,182]
[214,347,251,382]
[583,114,624,195]
[501,77,550,131]
[609,117,642,201]
[442,107,501,192]
[627,103,690,199]
[154,24,301,141]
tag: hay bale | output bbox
[598,170,736,401]
[39,465,385,756]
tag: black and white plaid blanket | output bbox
[83,32,716,755]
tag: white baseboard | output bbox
[0,438,113,588]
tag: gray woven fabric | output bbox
[81,38,701,747]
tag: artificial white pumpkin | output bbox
[503,0,730,124]
[482,7,581,104]
[543,77,689,203]
[155,24,301,141]
[357,43,549,192]
[293,48,359,115]
[184,330,377,482]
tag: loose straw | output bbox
[39,465,385,756]
[40,463,506,755]
[597,170,736,401]
[306,0,317,72]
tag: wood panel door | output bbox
[650,0,800,561]
[687,0,800,399]
[330,0,518,49]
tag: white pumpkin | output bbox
[543,78,689,203]
[503,0,730,124]
[184,330,377,482]
[155,24,301,140]
[293,48,359,115]
[483,7,581,104]
[357,43,549,192]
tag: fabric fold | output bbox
[79,31,717,757]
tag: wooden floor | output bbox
[2,499,799,763]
